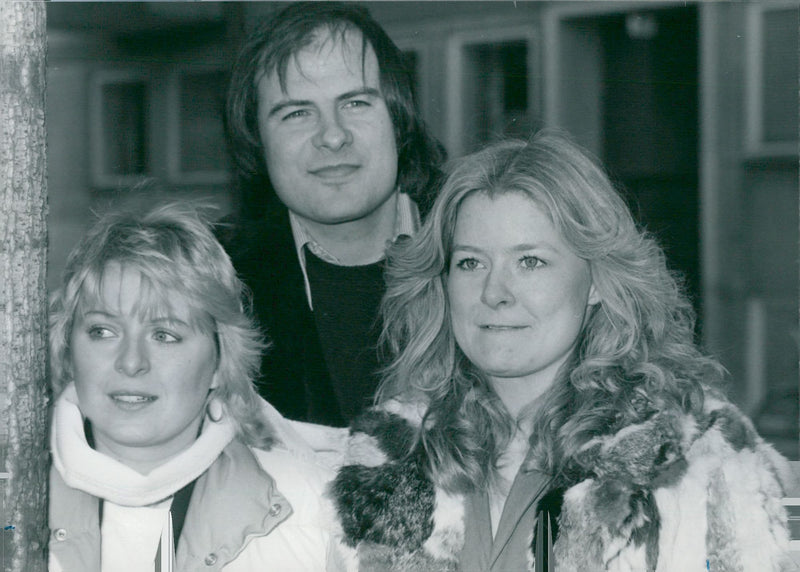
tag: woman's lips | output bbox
[108,392,158,409]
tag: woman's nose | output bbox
[312,111,353,151]
[481,267,516,307]
[114,337,150,377]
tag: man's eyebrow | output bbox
[267,99,314,119]
[267,88,382,119]
[337,87,381,102]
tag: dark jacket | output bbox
[220,208,345,426]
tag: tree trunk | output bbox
[0,2,49,571]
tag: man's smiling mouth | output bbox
[309,164,360,179]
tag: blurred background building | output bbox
[46,1,798,458]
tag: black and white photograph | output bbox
[2,1,798,570]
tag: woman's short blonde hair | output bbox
[49,200,273,448]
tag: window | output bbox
[746,2,799,157]
[90,70,150,188]
[167,66,230,184]
[446,26,540,157]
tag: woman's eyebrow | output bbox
[79,309,116,319]
[450,244,483,253]
[509,242,556,252]
[148,316,191,328]
[451,243,556,252]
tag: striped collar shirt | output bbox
[289,192,420,310]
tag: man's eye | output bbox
[152,330,180,343]
[282,109,310,121]
[343,99,371,110]
[520,255,544,270]
[455,257,483,271]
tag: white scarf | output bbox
[51,383,235,507]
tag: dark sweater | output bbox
[220,208,388,426]
[304,248,386,422]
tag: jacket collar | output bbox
[490,467,549,567]
[176,439,291,569]
[459,464,550,571]
[49,439,293,572]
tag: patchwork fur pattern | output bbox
[654,401,795,571]
[330,408,462,571]
[554,412,687,571]
[331,403,793,571]
[555,403,794,572]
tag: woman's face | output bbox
[70,262,219,470]
[447,192,599,403]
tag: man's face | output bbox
[256,28,398,228]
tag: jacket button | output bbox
[53,528,67,542]
[204,553,217,566]
[268,503,282,517]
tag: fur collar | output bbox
[330,400,794,571]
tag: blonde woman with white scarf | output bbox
[48,200,348,572]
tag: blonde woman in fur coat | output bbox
[329,131,795,571]
[48,201,347,571]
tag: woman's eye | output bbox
[152,330,180,343]
[455,257,483,271]
[87,326,114,339]
[520,255,544,270]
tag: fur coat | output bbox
[329,398,795,571]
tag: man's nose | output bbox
[312,110,353,151]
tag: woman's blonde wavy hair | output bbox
[49,200,274,449]
[378,130,725,492]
